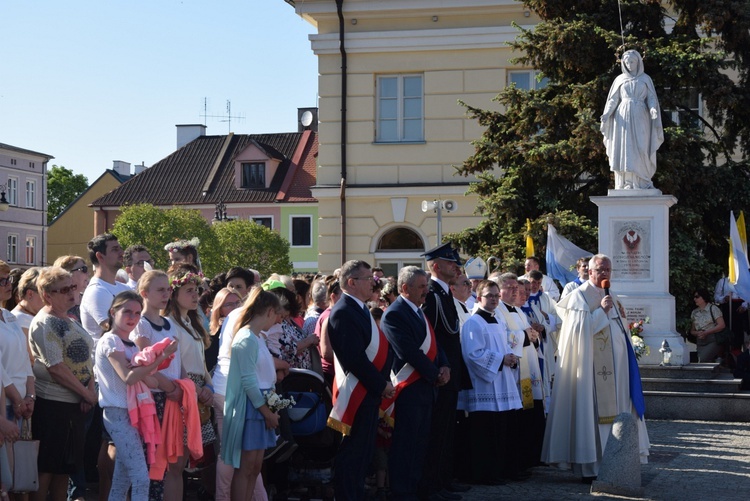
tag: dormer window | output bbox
[241,162,265,188]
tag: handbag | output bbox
[287,392,327,436]
[10,418,39,493]
[709,304,733,345]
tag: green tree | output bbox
[47,165,89,223]
[212,219,292,278]
[449,0,750,324]
[110,204,292,278]
[110,204,216,274]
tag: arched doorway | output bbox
[374,227,426,277]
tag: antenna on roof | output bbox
[199,98,245,133]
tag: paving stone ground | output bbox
[82,419,750,500]
[457,419,750,501]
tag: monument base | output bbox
[592,193,688,365]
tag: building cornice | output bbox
[311,183,472,198]
[310,25,534,55]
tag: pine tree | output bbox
[450,0,750,324]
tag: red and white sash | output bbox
[379,315,438,424]
[328,313,389,436]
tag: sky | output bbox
[1,1,318,183]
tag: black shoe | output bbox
[581,476,597,484]
[504,471,532,482]
[446,482,471,493]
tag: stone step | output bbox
[639,363,732,380]
[644,390,750,422]
[642,377,742,393]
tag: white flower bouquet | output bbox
[263,389,296,413]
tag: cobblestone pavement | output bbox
[82,419,750,500]
[458,419,750,501]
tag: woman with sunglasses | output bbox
[53,255,91,325]
[28,266,96,501]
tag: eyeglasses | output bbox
[71,265,88,274]
[135,260,154,267]
[0,276,13,287]
[49,284,78,295]
[482,293,500,299]
[222,301,242,309]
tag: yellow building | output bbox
[47,165,133,263]
[287,0,538,274]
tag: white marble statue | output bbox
[600,50,663,190]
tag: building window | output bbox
[376,74,424,142]
[29,162,35,169]
[290,215,312,247]
[7,178,17,206]
[664,88,702,128]
[25,236,35,265]
[508,70,549,91]
[10,159,16,166]
[25,180,35,208]
[241,162,265,188]
[7,235,17,264]
[252,217,273,230]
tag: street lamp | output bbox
[213,201,228,223]
[421,199,457,244]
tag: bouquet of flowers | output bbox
[629,317,650,360]
[263,389,296,413]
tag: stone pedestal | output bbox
[591,192,689,365]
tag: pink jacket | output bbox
[149,379,203,480]
[127,381,160,464]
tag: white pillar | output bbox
[591,191,688,365]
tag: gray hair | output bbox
[397,266,427,291]
[588,254,611,270]
[498,272,518,285]
[311,279,327,306]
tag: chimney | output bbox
[134,162,148,175]
[297,107,319,132]
[112,160,131,177]
[176,124,207,149]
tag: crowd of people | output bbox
[0,232,737,501]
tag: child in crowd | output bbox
[133,270,184,501]
[221,287,281,500]
[95,290,177,501]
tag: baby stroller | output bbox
[277,368,339,499]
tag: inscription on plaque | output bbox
[612,220,652,280]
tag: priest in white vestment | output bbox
[541,255,649,481]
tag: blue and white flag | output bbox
[729,211,750,301]
[545,224,592,285]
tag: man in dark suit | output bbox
[382,266,450,501]
[328,260,394,500]
[420,243,469,500]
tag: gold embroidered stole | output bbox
[579,285,617,424]
[497,303,533,409]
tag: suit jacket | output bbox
[382,296,446,405]
[422,278,463,391]
[328,293,390,407]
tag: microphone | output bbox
[602,279,611,296]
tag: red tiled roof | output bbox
[91,132,314,207]
[284,132,318,202]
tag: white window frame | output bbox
[376,74,424,143]
[25,179,35,208]
[664,88,702,128]
[7,234,18,264]
[25,236,36,265]
[252,216,274,230]
[289,215,313,248]
[7,177,17,206]
[507,69,549,91]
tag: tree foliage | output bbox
[110,204,292,278]
[47,165,89,223]
[448,0,750,324]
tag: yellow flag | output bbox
[739,211,748,256]
[526,218,535,258]
[730,212,748,283]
